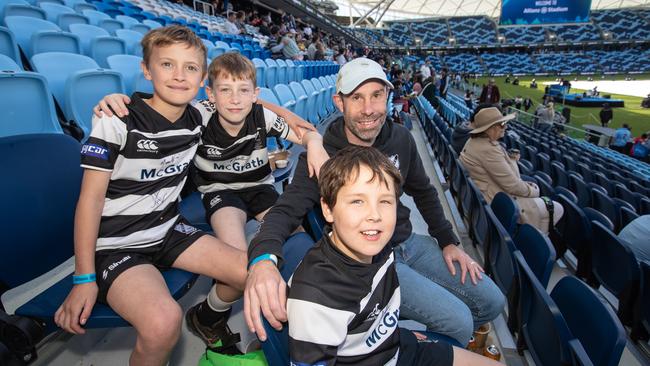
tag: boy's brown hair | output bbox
[319,146,402,208]
[141,25,207,75]
[207,52,256,87]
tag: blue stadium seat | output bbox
[115,28,143,56]
[106,54,141,95]
[556,194,598,282]
[263,58,277,87]
[71,2,96,13]
[0,25,20,65]
[619,206,639,230]
[631,261,650,341]
[142,19,161,29]
[286,59,301,81]
[283,59,296,82]
[257,87,280,105]
[99,18,124,35]
[0,53,18,70]
[485,204,517,295]
[310,77,328,119]
[513,224,556,288]
[287,81,308,121]
[0,133,198,335]
[115,14,139,28]
[514,250,573,366]
[38,2,74,23]
[251,57,266,88]
[490,191,519,235]
[551,276,626,366]
[299,79,320,124]
[208,45,227,59]
[128,22,150,35]
[4,15,64,58]
[274,58,287,84]
[3,3,45,21]
[81,8,110,26]
[69,23,126,68]
[31,52,124,138]
[134,71,152,93]
[591,220,641,324]
[56,12,88,31]
[272,83,296,114]
[0,71,61,136]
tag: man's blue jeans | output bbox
[394,233,505,345]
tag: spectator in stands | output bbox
[281,30,304,60]
[530,78,537,89]
[630,133,650,161]
[599,103,613,127]
[334,46,346,65]
[439,68,450,99]
[618,215,650,262]
[479,78,500,104]
[244,57,505,347]
[267,26,284,59]
[464,90,474,109]
[257,17,271,36]
[460,107,564,235]
[224,11,240,35]
[514,95,523,110]
[288,146,503,366]
[451,103,495,155]
[611,124,632,154]
[411,73,423,95]
[420,77,438,109]
[419,60,432,80]
[55,26,249,366]
[523,97,532,112]
[536,102,555,132]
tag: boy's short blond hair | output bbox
[141,25,207,75]
[208,52,256,87]
[319,146,402,208]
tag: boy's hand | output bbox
[54,282,98,335]
[284,114,316,140]
[93,94,131,118]
[306,140,329,178]
[243,261,287,341]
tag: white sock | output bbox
[206,284,235,312]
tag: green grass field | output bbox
[472,74,650,137]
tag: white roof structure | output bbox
[334,0,650,24]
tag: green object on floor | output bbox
[197,341,267,366]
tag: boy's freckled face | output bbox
[322,165,397,264]
[208,75,259,127]
[142,43,205,107]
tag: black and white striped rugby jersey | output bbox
[287,233,401,366]
[191,101,290,193]
[80,93,202,251]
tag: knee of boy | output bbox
[140,302,183,343]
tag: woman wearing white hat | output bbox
[460,107,563,234]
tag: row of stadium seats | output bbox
[413,95,648,366]
[366,9,650,47]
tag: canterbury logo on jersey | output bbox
[137,139,159,152]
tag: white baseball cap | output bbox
[335,57,393,95]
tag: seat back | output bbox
[0,71,61,136]
[38,2,74,23]
[4,15,59,57]
[591,188,619,231]
[0,25,20,65]
[274,58,287,84]
[115,28,143,56]
[69,23,109,54]
[32,30,80,56]
[272,83,296,113]
[89,36,126,68]
[107,54,141,95]
[513,223,556,288]
[490,191,519,235]
[639,261,650,337]
[129,23,150,35]
[251,57,266,88]
[552,161,569,188]
[81,8,110,26]
[257,87,280,105]
[264,58,277,87]
[56,12,88,31]
[3,4,46,20]
[514,251,573,366]
[287,81,307,120]
[0,53,19,70]
[115,14,139,28]
[591,221,641,299]
[569,173,590,207]
[485,205,517,295]
[551,276,626,366]
[0,134,81,288]
[300,79,320,124]
[99,18,123,35]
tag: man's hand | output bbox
[54,282,98,335]
[284,113,316,140]
[442,245,484,285]
[243,261,287,341]
[93,94,131,118]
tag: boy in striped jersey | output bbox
[54,26,250,366]
[288,146,501,366]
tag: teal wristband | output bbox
[72,273,96,285]
[248,254,278,269]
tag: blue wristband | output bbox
[72,273,96,285]
[248,254,278,269]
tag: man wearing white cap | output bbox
[245,57,505,346]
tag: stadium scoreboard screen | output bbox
[500,0,592,26]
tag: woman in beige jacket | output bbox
[459,107,563,234]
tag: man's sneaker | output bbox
[185,304,241,355]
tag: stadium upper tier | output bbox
[354,8,650,48]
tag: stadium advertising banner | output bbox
[500,0,592,25]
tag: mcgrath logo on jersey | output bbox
[388,154,400,169]
[174,222,198,235]
[81,143,109,160]
[365,308,399,347]
[137,139,159,152]
[140,153,188,180]
[212,154,267,173]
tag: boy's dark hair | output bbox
[319,146,402,208]
[208,52,256,87]
[141,25,207,75]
